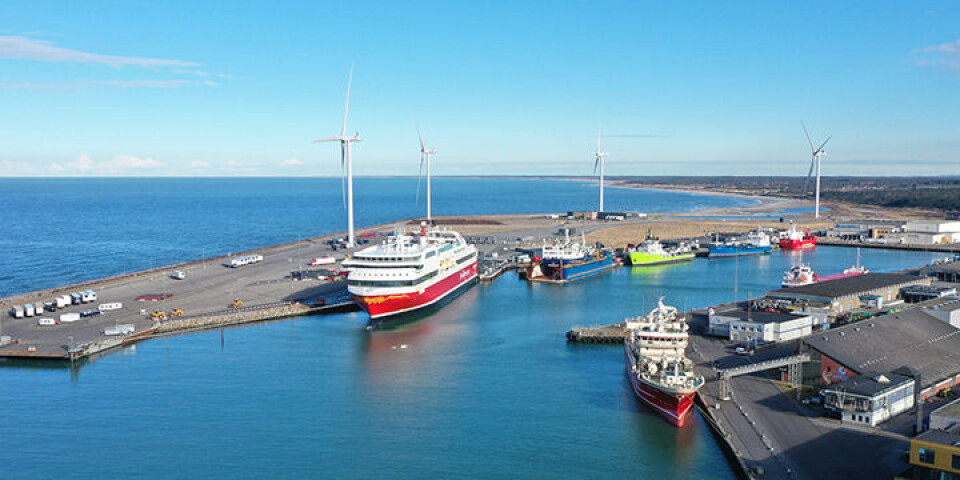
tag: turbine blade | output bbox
[342,63,354,138]
[417,125,426,152]
[593,156,599,174]
[801,121,816,153]
[313,136,343,143]
[817,135,832,152]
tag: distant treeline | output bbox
[612,176,960,213]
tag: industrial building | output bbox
[708,308,813,343]
[885,220,960,245]
[930,397,960,432]
[801,309,960,399]
[825,222,899,240]
[905,429,960,479]
[902,286,958,304]
[820,372,915,426]
[920,296,960,329]
[766,273,931,315]
[921,260,960,284]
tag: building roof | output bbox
[767,273,926,300]
[821,372,913,398]
[933,397,960,422]
[716,309,809,325]
[915,429,960,447]
[803,309,960,389]
[921,296,960,313]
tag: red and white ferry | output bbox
[779,223,817,249]
[624,298,704,427]
[342,223,478,321]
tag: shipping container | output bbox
[11,305,24,318]
[81,290,97,302]
[25,304,35,317]
[56,296,70,309]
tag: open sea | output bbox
[0,178,942,479]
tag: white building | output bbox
[708,309,813,343]
[922,296,960,329]
[885,220,960,245]
[821,373,915,426]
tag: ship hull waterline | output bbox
[350,261,479,321]
[624,350,697,427]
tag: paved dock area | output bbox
[686,310,912,480]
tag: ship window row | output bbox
[456,253,476,264]
[351,264,423,269]
[354,256,419,262]
[347,271,437,287]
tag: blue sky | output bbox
[1,1,959,177]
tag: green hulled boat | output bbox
[628,240,695,266]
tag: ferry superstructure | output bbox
[624,299,704,426]
[343,224,478,320]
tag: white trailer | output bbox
[59,312,81,323]
[228,254,264,268]
[25,304,35,317]
[34,303,46,315]
[56,296,69,309]
[98,302,123,312]
[81,290,97,303]
[38,318,58,326]
[11,306,24,318]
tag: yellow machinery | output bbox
[170,309,184,317]
[232,299,243,309]
[151,310,167,321]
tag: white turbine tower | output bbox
[594,130,609,213]
[801,122,831,219]
[315,65,362,247]
[416,126,436,222]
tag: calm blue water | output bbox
[0,177,756,297]
[0,179,936,479]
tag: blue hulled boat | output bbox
[527,234,615,282]
[708,231,774,258]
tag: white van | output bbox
[171,270,186,280]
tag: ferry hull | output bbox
[351,262,478,319]
[625,350,697,427]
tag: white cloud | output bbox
[280,158,304,167]
[47,153,164,175]
[0,35,197,67]
[916,39,960,72]
[0,79,215,91]
[110,155,163,169]
[188,160,212,168]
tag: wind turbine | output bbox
[416,126,436,222]
[801,122,831,219]
[315,65,362,247]
[594,129,609,213]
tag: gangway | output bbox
[717,353,810,400]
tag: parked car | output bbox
[171,270,186,280]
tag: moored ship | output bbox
[343,223,478,321]
[778,223,817,249]
[624,298,704,426]
[709,231,773,258]
[526,233,614,283]
[782,263,817,287]
[628,239,695,266]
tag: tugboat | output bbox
[624,298,705,426]
[526,232,614,283]
[779,223,817,250]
